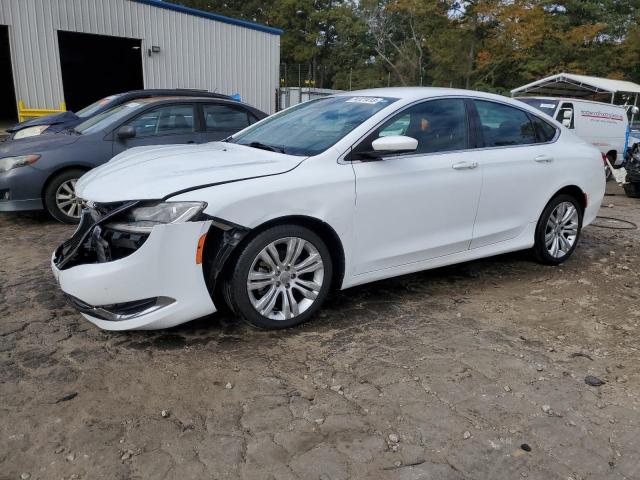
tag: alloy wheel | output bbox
[55,179,82,219]
[246,237,325,320]
[545,201,579,258]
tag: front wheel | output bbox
[223,225,333,329]
[43,169,86,224]
[533,194,583,265]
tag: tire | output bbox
[533,194,583,265]
[223,224,333,329]
[43,169,86,224]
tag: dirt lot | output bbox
[1,185,639,480]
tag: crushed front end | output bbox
[52,201,217,330]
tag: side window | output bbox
[474,100,536,147]
[125,104,195,137]
[556,102,575,129]
[355,98,469,156]
[204,104,251,131]
[531,116,558,142]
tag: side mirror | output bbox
[562,110,573,120]
[117,126,136,140]
[371,135,418,154]
[562,118,572,128]
[630,106,640,115]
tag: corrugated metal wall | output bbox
[0,0,280,113]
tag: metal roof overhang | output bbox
[511,73,640,100]
[132,0,284,35]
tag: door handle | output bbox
[452,161,478,170]
[535,155,553,163]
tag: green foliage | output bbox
[174,0,640,92]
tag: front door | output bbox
[351,98,482,274]
[113,103,198,155]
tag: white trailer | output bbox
[516,96,637,167]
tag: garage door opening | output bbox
[58,30,143,112]
[0,25,18,123]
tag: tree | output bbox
[173,0,640,91]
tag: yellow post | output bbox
[18,100,26,122]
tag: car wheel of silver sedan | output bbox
[224,225,333,329]
[533,193,583,265]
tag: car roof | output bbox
[116,89,231,100]
[333,87,515,103]
[118,96,267,117]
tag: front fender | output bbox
[170,152,357,283]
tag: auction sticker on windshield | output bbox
[346,97,385,104]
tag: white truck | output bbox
[516,97,638,168]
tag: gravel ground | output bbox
[1,185,639,480]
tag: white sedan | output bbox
[52,88,606,330]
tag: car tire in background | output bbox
[533,194,583,265]
[223,224,333,329]
[43,169,86,224]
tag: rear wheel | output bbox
[533,194,583,265]
[223,225,332,329]
[605,151,616,181]
[43,169,86,224]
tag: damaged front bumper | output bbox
[52,205,217,330]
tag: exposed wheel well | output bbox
[203,215,346,299]
[551,185,587,211]
[41,166,90,199]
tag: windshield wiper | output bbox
[246,141,286,154]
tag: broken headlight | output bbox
[105,201,206,233]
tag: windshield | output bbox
[516,98,559,116]
[76,95,120,118]
[231,96,398,156]
[75,102,146,135]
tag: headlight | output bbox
[0,154,41,173]
[13,125,50,139]
[105,201,206,233]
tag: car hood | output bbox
[76,142,306,203]
[0,131,81,156]
[6,111,79,132]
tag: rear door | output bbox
[199,102,257,142]
[469,99,559,249]
[112,103,198,155]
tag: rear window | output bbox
[532,116,558,142]
[474,100,536,147]
[204,104,252,131]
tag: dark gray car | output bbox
[0,96,266,223]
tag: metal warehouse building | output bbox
[0,0,282,124]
